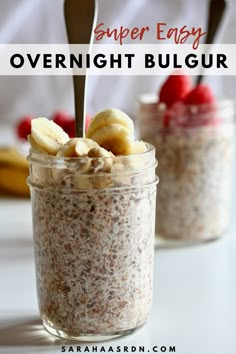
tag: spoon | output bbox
[196,0,227,85]
[64,0,98,137]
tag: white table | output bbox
[1,128,236,354]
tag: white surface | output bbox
[0,198,236,354]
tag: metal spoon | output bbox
[196,0,227,85]
[64,0,98,137]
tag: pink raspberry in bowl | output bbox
[183,84,216,105]
[52,110,71,128]
[162,81,219,128]
[159,71,192,107]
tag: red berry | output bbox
[52,110,71,128]
[184,84,215,105]
[16,116,33,140]
[159,72,192,107]
[63,115,91,137]
[53,111,91,137]
[63,119,76,138]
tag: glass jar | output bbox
[137,95,235,246]
[27,144,158,341]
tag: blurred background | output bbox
[0,0,235,123]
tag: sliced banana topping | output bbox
[28,135,48,154]
[129,141,147,154]
[86,108,134,139]
[56,138,78,157]
[87,147,111,158]
[87,124,134,155]
[57,138,99,157]
[85,109,146,156]
[75,139,99,157]
[30,117,69,155]
[28,112,149,189]
[88,147,114,172]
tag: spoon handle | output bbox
[64,0,98,137]
[196,0,227,85]
[205,0,227,45]
[73,75,86,137]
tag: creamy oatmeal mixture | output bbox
[32,184,155,333]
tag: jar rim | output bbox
[27,142,156,167]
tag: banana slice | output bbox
[87,147,111,158]
[88,147,114,172]
[28,135,48,154]
[56,138,82,157]
[53,161,91,185]
[111,142,147,174]
[86,108,134,138]
[57,138,99,157]
[75,139,99,157]
[55,139,99,185]
[31,117,69,155]
[88,124,134,155]
[129,141,147,154]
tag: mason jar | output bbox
[27,144,158,341]
[137,96,235,245]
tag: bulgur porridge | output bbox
[28,112,157,340]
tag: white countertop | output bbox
[1,129,236,354]
[1,197,236,354]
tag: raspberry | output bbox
[52,110,71,128]
[64,115,91,137]
[63,119,76,138]
[16,115,33,140]
[159,72,192,107]
[183,84,215,105]
[53,111,91,137]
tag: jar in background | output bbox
[137,95,235,245]
[27,145,157,341]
